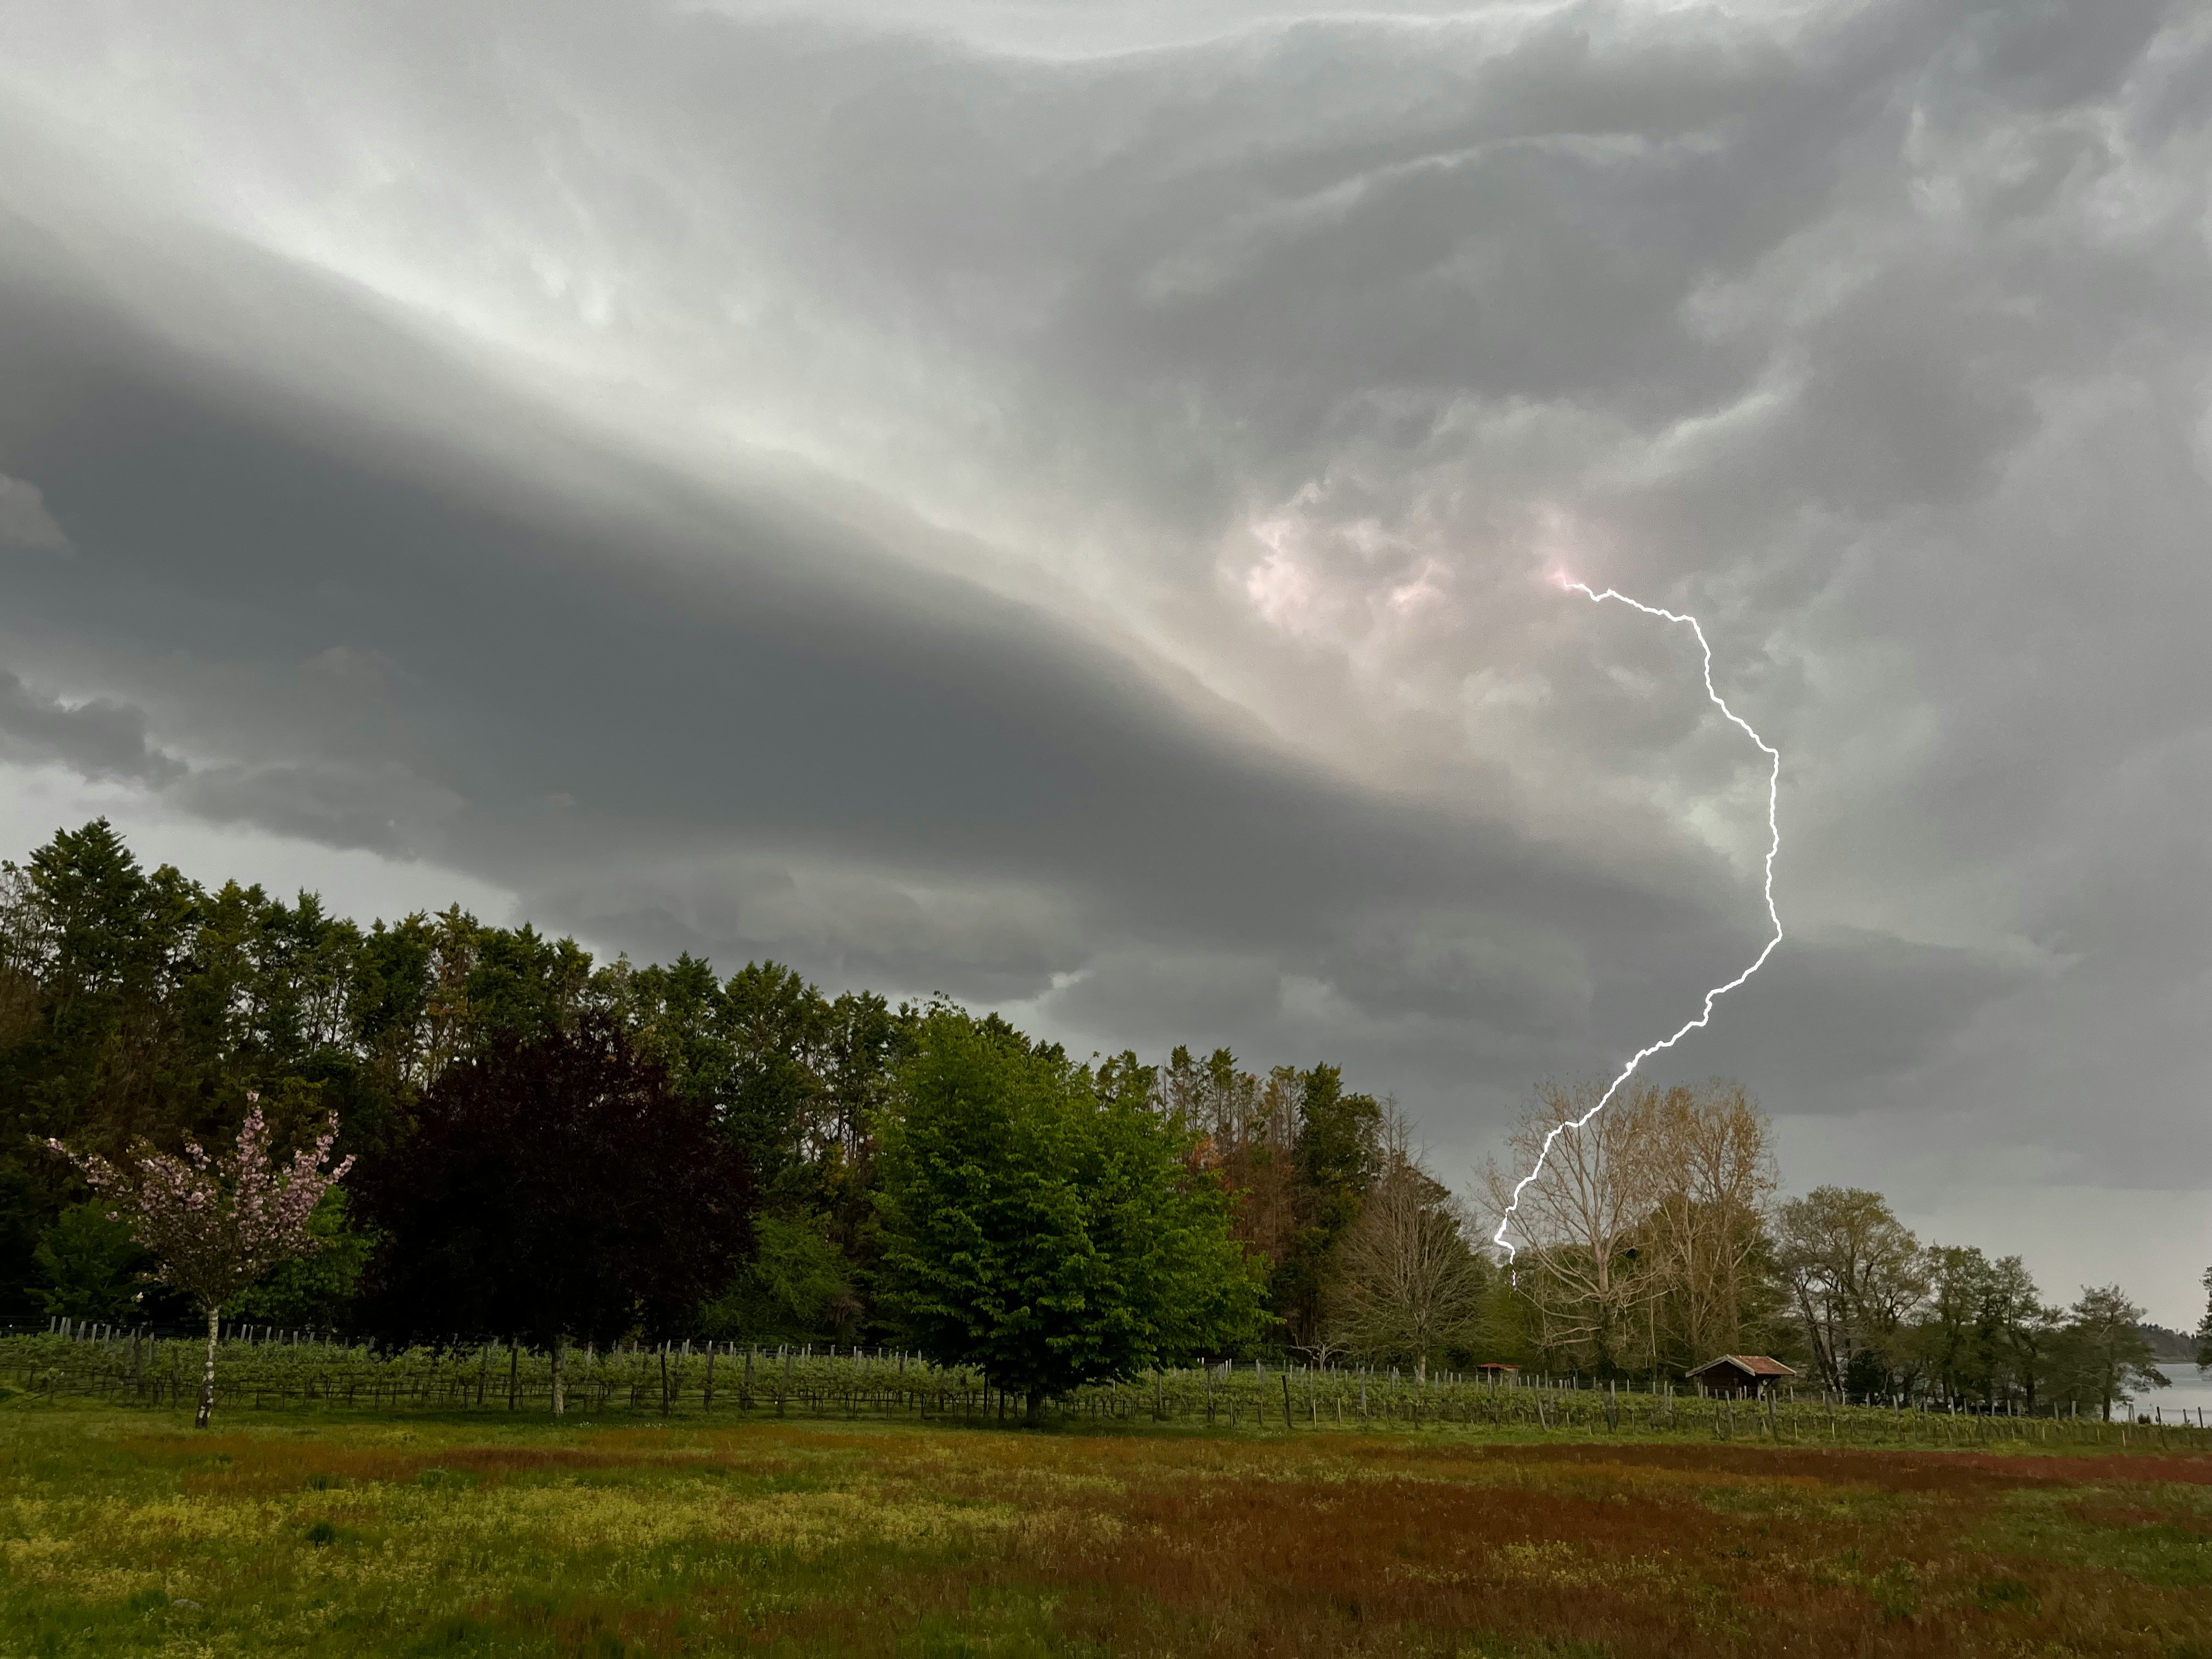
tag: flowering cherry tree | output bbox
[47,1096,354,1427]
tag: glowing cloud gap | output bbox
[1491,581,1783,1263]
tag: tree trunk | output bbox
[196,1305,219,1429]
[1025,1389,1044,1426]
[552,1334,567,1417]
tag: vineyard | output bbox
[6,1328,2203,1451]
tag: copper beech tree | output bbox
[353,1014,755,1413]
[47,1096,354,1427]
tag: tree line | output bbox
[1488,1079,2186,1418]
[8,821,2199,1420]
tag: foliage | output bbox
[1905,1246,2061,1409]
[356,1016,755,1347]
[874,1011,1265,1415]
[31,1200,148,1321]
[225,1189,374,1327]
[3,822,1385,1355]
[5,818,2180,1429]
[1274,1063,1384,1348]
[2197,1263,2211,1369]
[697,1211,856,1342]
[2055,1283,2166,1420]
[1775,1186,1926,1393]
[1164,1048,1384,1349]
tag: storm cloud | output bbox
[1,1,2207,1314]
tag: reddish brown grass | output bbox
[55,1417,2212,1656]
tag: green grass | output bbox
[4,1393,2211,1656]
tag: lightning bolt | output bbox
[1491,580,1782,1263]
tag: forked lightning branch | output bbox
[1491,581,1784,1265]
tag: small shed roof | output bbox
[1687,1355,1798,1380]
[1474,1362,1520,1373]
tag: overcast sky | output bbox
[2,0,2207,1323]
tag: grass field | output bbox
[4,1395,2211,1657]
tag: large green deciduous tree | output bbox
[2197,1265,2212,1370]
[2058,1284,2165,1421]
[874,1011,1263,1422]
[31,1200,148,1321]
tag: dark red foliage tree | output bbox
[357,1014,754,1359]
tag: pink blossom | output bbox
[46,1107,354,1312]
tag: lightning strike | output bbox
[1491,580,1782,1264]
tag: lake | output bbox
[2137,1360,2212,1423]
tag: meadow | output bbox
[4,1381,2211,1657]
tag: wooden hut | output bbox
[1686,1355,1796,1398]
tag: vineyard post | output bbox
[703,1347,716,1410]
[1280,1372,1293,1430]
[551,1334,568,1415]
[659,1347,671,1416]
[742,1347,754,1412]
[507,1340,519,1409]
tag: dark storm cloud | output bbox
[0,672,182,787]
[0,207,1748,1048]
[1639,929,2043,1113]
[0,473,70,554]
[1,0,2208,1307]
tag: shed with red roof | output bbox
[1686,1355,1797,1398]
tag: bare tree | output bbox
[1483,1080,1665,1371]
[1643,1082,1777,1364]
[1328,1108,1487,1377]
